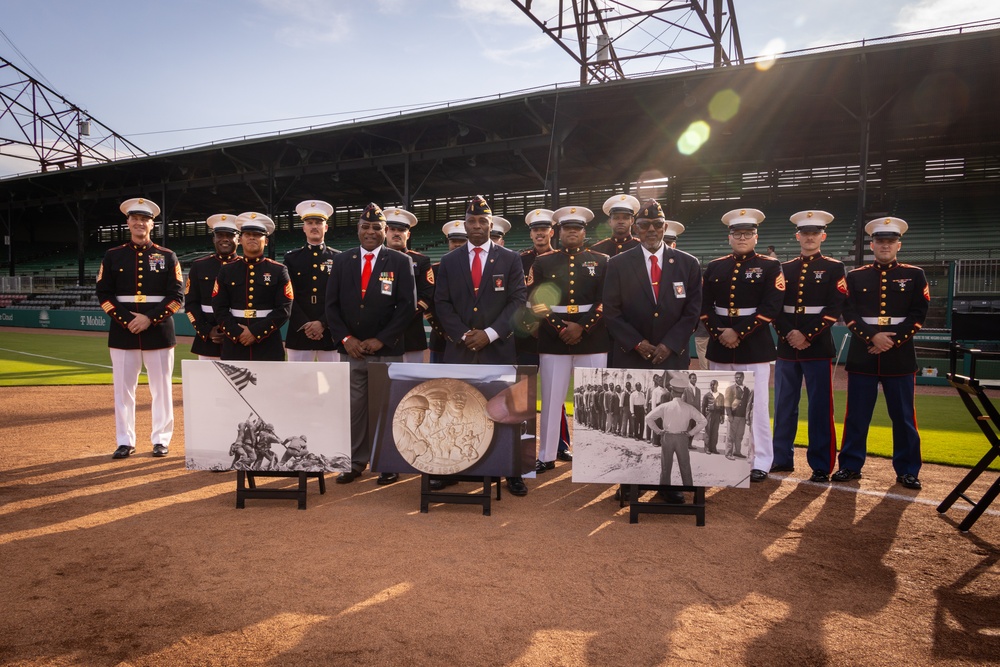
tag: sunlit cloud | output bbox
[455,0,531,25]
[708,89,740,122]
[255,0,353,45]
[677,121,710,156]
[895,0,996,32]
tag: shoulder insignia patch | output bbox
[775,272,786,290]
[837,276,848,295]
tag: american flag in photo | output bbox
[214,362,257,392]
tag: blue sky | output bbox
[0,0,996,175]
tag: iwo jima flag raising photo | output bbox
[181,360,352,473]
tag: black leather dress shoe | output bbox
[770,464,794,473]
[810,470,830,483]
[557,450,573,462]
[896,474,922,490]
[831,469,862,482]
[535,459,555,473]
[152,444,169,457]
[506,477,528,496]
[656,489,685,504]
[336,470,362,484]
[376,472,398,485]
[112,445,135,459]
[750,469,768,482]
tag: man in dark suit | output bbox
[325,203,415,485]
[433,195,529,496]
[283,200,340,362]
[98,197,184,459]
[185,214,239,360]
[383,206,434,363]
[604,199,702,503]
[604,199,702,372]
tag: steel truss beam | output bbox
[0,56,146,173]
[510,0,743,84]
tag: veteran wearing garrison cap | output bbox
[433,195,529,496]
[284,200,341,362]
[771,210,848,482]
[383,206,435,364]
[185,214,240,360]
[590,194,641,257]
[212,212,292,362]
[700,208,784,482]
[603,198,702,371]
[528,205,609,474]
[833,216,928,490]
[98,198,184,459]
[325,203,415,485]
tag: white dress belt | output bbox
[714,306,757,316]
[117,295,164,303]
[550,304,593,313]
[231,309,273,318]
[862,316,905,325]
[783,305,824,314]
[201,304,214,313]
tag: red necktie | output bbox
[471,247,483,292]
[649,255,661,303]
[361,252,374,297]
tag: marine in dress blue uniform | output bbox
[384,206,434,364]
[212,213,292,361]
[528,205,609,473]
[185,214,239,359]
[701,208,785,481]
[771,210,848,482]
[284,200,340,362]
[426,220,468,363]
[833,217,929,490]
[590,194,641,257]
[97,197,183,459]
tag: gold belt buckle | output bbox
[244,309,257,319]
[566,305,579,314]
[795,306,805,314]
[877,316,890,326]
[135,294,146,303]
[728,307,739,317]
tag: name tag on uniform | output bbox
[493,275,505,291]
[380,272,394,295]
[673,282,687,298]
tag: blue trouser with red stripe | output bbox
[838,372,921,477]
[773,358,837,474]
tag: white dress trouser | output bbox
[709,361,773,472]
[286,349,341,362]
[110,347,175,450]
[539,352,606,463]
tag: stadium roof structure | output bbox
[2,25,998,279]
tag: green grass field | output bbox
[1,329,995,470]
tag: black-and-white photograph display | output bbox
[572,368,755,488]
[182,360,352,472]
[369,362,537,478]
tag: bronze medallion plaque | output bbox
[392,378,494,475]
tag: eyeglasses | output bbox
[358,223,385,231]
[729,231,756,240]
[635,220,665,231]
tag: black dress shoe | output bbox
[896,474,922,490]
[376,472,398,485]
[152,444,169,457]
[112,445,135,459]
[535,459,555,474]
[810,470,830,483]
[557,450,573,462]
[336,470,362,484]
[506,477,528,496]
[750,469,768,482]
[770,464,794,473]
[831,469,862,482]
[656,489,685,504]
